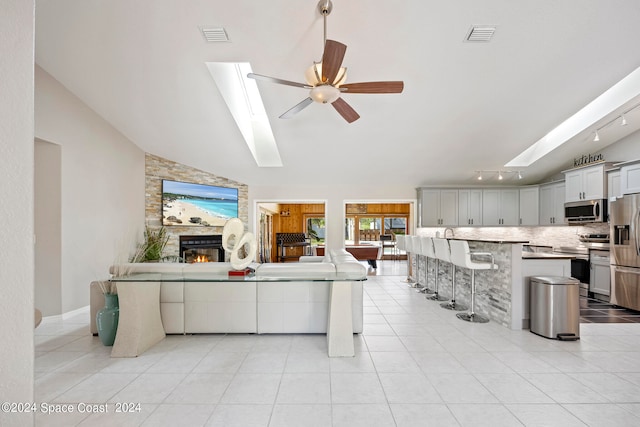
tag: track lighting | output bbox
[591,102,640,143]
[474,170,522,181]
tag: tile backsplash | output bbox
[417,223,610,248]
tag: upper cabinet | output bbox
[482,189,519,226]
[458,189,483,226]
[519,186,539,226]
[418,188,458,226]
[620,162,640,195]
[563,164,607,202]
[608,169,622,200]
[539,182,565,225]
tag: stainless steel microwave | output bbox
[564,199,607,224]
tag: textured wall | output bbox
[414,241,514,327]
[145,153,249,258]
[418,224,610,249]
[0,1,35,424]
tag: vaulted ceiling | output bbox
[35,0,640,187]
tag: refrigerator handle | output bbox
[636,207,640,256]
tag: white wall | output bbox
[0,1,35,425]
[35,140,62,316]
[35,66,146,313]
[601,128,640,161]
[250,185,416,251]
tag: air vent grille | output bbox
[465,26,496,42]
[201,27,229,42]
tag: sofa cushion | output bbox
[109,263,182,276]
[256,262,336,277]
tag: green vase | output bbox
[96,293,119,346]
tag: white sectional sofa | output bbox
[90,249,366,335]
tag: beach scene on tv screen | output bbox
[162,180,238,227]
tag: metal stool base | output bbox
[427,293,448,302]
[418,287,436,294]
[440,301,468,311]
[456,313,489,323]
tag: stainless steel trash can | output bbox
[530,276,580,340]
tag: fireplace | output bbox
[179,235,225,263]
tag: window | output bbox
[305,216,325,245]
[384,217,407,236]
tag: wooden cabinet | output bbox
[458,189,482,226]
[564,164,606,202]
[482,189,519,226]
[419,189,458,226]
[539,182,565,225]
[620,162,640,195]
[519,186,539,226]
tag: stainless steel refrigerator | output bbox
[610,193,640,310]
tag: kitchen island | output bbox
[415,238,574,329]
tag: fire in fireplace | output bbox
[179,235,225,263]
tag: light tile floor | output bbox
[34,261,640,426]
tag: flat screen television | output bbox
[162,179,238,227]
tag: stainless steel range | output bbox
[553,235,610,298]
[552,246,590,296]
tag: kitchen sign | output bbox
[573,153,604,168]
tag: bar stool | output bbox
[397,235,414,285]
[411,236,425,289]
[449,239,497,323]
[439,239,468,312]
[418,236,436,294]
[427,238,449,302]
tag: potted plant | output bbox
[131,225,169,263]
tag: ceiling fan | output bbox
[247,0,404,123]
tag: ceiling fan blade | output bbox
[280,97,314,119]
[331,97,360,123]
[321,40,347,84]
[340,81,404,94]
[247,73,312,89]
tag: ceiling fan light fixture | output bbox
[310,84,340,104]
[305,62,347,86]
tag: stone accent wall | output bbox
[414,241,514,327]
[145,153,248,258]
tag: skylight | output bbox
[206,62,283,167]
[505,65,640,167]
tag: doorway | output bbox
[256,201,326,263]
[345,203,410,260]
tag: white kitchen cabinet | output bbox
[590,250,611,298]
[620,162,640,195]
[419,188,458,226]
[482,189,519,226]
[608,169,622,200]
[563,164,606,202]
[458,189,482,226]
[539,182,565,225]
[519,186,539,226]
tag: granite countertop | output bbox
[522,252,575,260]
[450,238,530,244]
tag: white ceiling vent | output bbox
[465,26,496,42]
[201,27,229,42]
